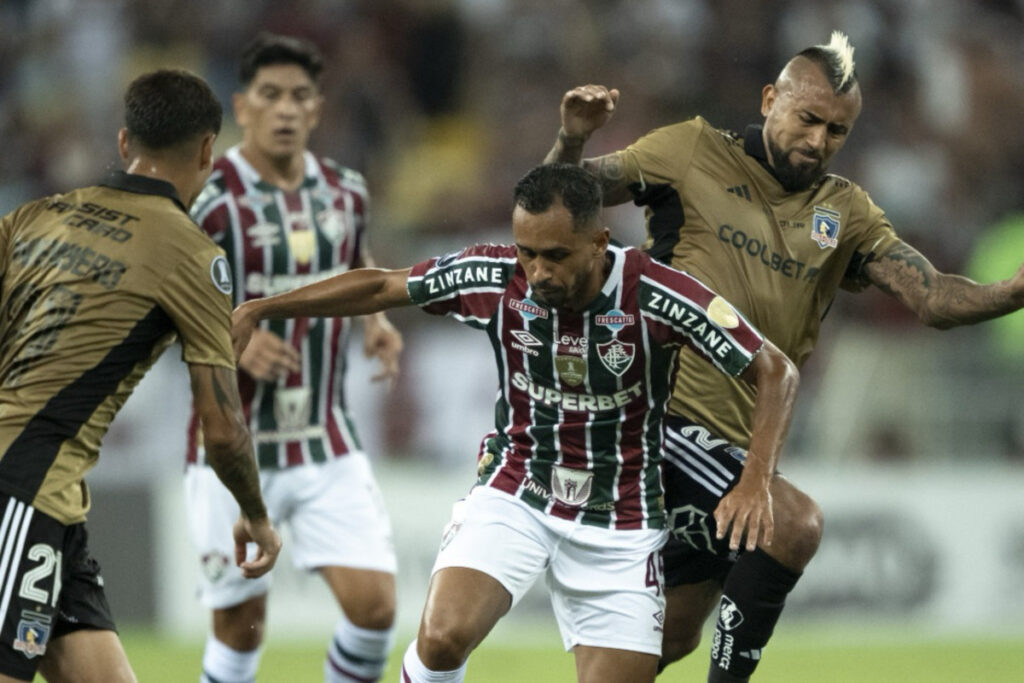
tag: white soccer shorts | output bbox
[432,486,668,655]
[185,451,397,609]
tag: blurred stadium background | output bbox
[3,0,1024,680]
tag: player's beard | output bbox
[768,138,826,192]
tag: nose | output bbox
[805,125,826,153]
[527,258,552,285]
[275,96,300,118]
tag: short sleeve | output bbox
[157,247,236,368]
[406,245,516,329]
[620,119,704,189]
[841,188,902,290]
[640,257,764,377]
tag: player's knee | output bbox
[347,599,396,631]
[416,620,474,670]
[771,487,824,570]
[213,598,268,650]
[789,494,824,563]
[660,625,702,667]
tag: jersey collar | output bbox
[100,171,188,214]
[743,124,774,174]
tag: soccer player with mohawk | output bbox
[546,31,1024,681]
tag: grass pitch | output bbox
[52,626,1022,682]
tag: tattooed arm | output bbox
[188,363,281,577]
[544,84,635,206]
[864,241,1024,329]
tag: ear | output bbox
[760,83,776,117]
[593,226,611,254]
[199,133,216,171]
[308,93,324,131]
[117,128,130,162]
[232,91,247,127]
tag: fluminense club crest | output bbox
[811,206,841,249]
[597,339,635,376]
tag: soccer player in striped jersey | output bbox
[184,34,401,683]
[0,70,280,682]
[546,32,1024,682]
[231,163,800,683]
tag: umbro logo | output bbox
[726,184,751,201]
[510,330,542,346]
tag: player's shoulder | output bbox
[818,173,873,207]
[315,155,367,191]
[433,243,518,267]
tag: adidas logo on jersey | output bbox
[726,184,751,201]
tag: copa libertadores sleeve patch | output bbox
[210,255,233,295]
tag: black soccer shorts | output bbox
[0,493,115,680]
[660,414,749,588]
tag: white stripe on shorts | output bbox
[0,499,33,624]
[665,428,735,482]
[662,437,736,497]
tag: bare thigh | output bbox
[320,565,396,630]
[574,644,658,683]
[37,629,136,683]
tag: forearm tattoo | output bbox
[871,244,932,298]
[544,130,587,165]
[194,365,267,519]
[871,243,1011,327]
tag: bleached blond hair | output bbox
[797,30,858,94]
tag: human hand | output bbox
[237,328,301,381]
[560,84,620,140]
[233,515,282,579]
[713,474,774,552]
[364,313,403,385]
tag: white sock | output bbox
[398,639,467,683]
[200,634,261,683]
[324,612,396,682]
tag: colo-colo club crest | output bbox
[597,339,635,376]
[811,205,841,249]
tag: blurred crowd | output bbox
[1,0,1023,463]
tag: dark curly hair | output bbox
[513,164,603,231]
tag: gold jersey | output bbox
[618,117,901,446]
[0,172,235,524]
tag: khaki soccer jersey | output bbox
[187,147,369,469]
[407,244,764,530]
[0,173,235,525]
[617,117,901,446]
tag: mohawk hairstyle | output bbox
[797,30,858,94]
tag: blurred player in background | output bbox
[230,163,800,683]
[546,31,1024,682]
[184,33,402,683]
[0,69,280,683]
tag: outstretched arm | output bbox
[714,340,800,552]
[233,266,413,360]
[864,241,1024,329]
[355,249,404,384]
[543,84,634,206]
[188,363,281,578]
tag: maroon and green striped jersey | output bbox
[186,146,368,469]
[407,244,764,530]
